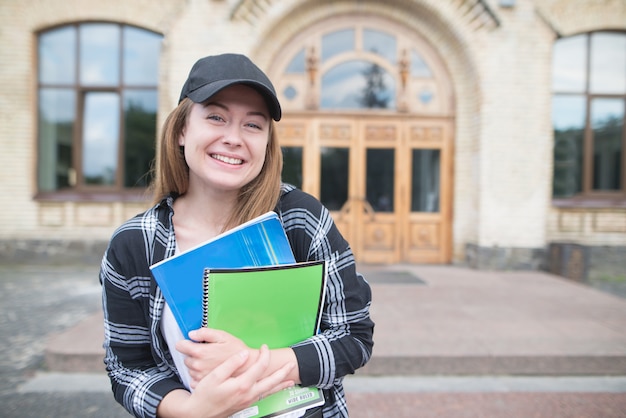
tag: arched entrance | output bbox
[270,16,455,264]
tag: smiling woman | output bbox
[100,53,374,418]
[178,85,271,200]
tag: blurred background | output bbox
[0,0,625,283]
[0,0,625,416]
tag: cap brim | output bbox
[185,79,282,121]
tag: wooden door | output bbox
[401,120,453,263]
[350,119,402,264]
[277,115,453,264]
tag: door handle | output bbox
[361,199,376,221]
[336,199,353,220]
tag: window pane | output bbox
[38,88,75,191]
[321,29,354,62]
[123,27,161,85]
[552,95,585,197]
[286,48,306,74]
[552,34,587,92]
[320,147,348,211]
[281,146,303,188]
[591,98,624,191]
[39,27,76,84]
[82,92,120,185]
[366,149,394,212]
[124,91,157,187]
[38,23,162,192]
[411,149,440,212]
[80,24,120,86]
[411,50,432,78]
[363,29,396,64]
[590,32,626,94]
[321,60,395,109]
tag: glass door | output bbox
[353,119,403,263]
[278,116,453,264]
[401,122,453,263]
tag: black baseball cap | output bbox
[179,53,282,121]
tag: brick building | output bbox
[0,0,624,279]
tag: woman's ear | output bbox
[178,131,185,147]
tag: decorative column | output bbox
[305,46,319,110]
[397,48,409,112]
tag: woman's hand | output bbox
[158,345,295,418]
[177,328,251,388]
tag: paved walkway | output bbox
[360,265,626,376]
[45,264,626,376]
[3,263,626,417]
[16,373,626,417]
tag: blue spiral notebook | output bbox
[150,211,295,338]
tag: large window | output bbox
[278,24,445,114]
[552,31,626,200]
[37,23,162,195]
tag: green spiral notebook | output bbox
[202,260,327,418]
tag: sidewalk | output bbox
[45,264,626,376]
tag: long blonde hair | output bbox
[150,97,282,231]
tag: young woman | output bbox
[100,53,374,418]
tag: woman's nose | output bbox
[220,126,243,146]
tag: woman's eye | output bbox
[246,122,262,130]
[208,114,224,122]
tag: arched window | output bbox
[320,59,396,110]
[274,23,447,115]
[37,23,162,195]
[552,31,626,199]
[273,21,452,192]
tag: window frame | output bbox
[552,31,626,208]
[269,16,454,118]
[35,22,161,202]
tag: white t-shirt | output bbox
[161,301,193,391]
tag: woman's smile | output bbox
[210,153,244,165]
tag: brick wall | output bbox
[1,0,624,268]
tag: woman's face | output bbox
[179,84,270,195]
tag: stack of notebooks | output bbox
[150,212,327,418]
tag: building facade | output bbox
[1,0,624,279]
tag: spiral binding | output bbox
[201,268,210,328]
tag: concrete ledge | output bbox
[44,313,626,376]
[43,266,626,378]
[360,355,626,376]
[45,312,106,373]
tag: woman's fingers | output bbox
[207,349,250,384]
[184,350,251,417]
[188,327,230,343]
[256,376,296,402]
[255,363,296,398]
[247,345,295,398]
[190,345,297,416]
[178,328,250,387]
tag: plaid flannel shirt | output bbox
[100,184,374,418]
